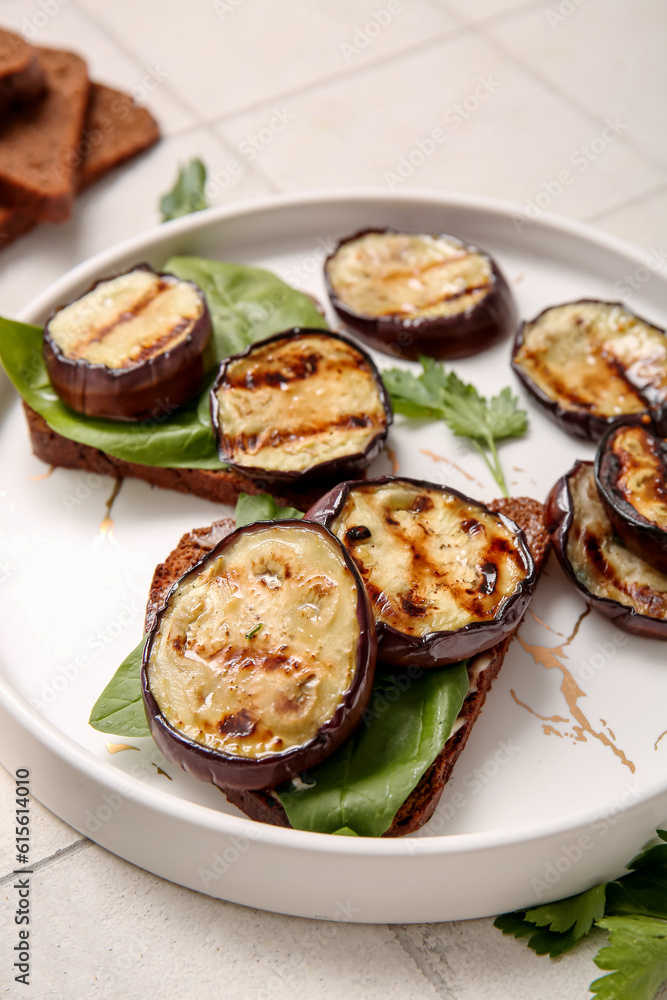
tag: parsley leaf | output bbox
[160,158,208,222]
[494,885,606,957]
[234,492,305,528]
[526,884,607,939]
[382,357,527,496]
[495,831,667,999]
[591,916,667,1000]
[606,832,667,921]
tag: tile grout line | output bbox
[70,0,210,129]
[389,925,459,1000]
[204,129,281,194]
[208,23,468,128]
[75,0,465,135]
[451,3,667,179]
[437,0,552,29]
[0,837,91,888]
[70,0,286,192]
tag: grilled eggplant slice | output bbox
[595,424,667,574]
[210,329,392,483]
[43,264,213,421]
[324,229,517,361]
[512,300,667,441]
[545,461,667,638]
[307,477,536,668]
[142,519,377,790]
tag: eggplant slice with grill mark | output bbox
[545,460,667,639]
[324,229,518,361]
[595,423,667,575]
[512,299,667,441]
[143,519,377,791]
[306,476,536,668]
[43,264,213,421]
[210,328,392,484]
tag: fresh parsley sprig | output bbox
[160,158,209,222]
[495,830,667,1000]
[382,357,527,497]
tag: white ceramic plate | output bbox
[1,190,667,924]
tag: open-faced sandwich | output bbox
[0,256,392,512]
[133,480,550,838]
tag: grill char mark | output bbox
[68,278,185,359]
[613,428,667,519]
[231,412,377,456]
[522,305,667,416]
[582,529,667,614]
[370,281,491,319]
[225,351,368,392]
[218,709,257,737]
[342,497,524,627]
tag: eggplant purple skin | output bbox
[210,327,393,485]
[306,475,537,670]
[141,518,378,791]
[323,228,519,362]
[511,300,667,443]
[595,424,667,575]
[545,460,667,639]
[43,264,213,422]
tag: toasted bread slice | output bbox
[0,29,45,117]
[24,403,327,513]
[77,82,160,191]
[0,203,36,249]
[0,79,160,250]
[0,47,89,221]
[0,28,32,79]
[144,497,550,837]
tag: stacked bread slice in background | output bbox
[0,26,160,251]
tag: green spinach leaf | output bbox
[0,317,225,469]
[0,259,327,469]
[89,637,151,738]
[164,256,327,360]
[234,491,304,528]
[160,159,208,222]
[276,663,470,837]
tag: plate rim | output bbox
[4,185,667,862]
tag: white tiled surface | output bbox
[0,1,666,997]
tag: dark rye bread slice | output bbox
[0,203,36,249]
[24,403,328,513]
[0,80,161,250]
[144,497,550,837]
[0,28,45,117]
[0,47,89,221]
[77,82,160,191]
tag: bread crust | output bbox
[24,403,328,513]
[77,83,160,191]
[0,78,161,251]
[144,497,550,836]
[0,48,90,221]
[0,29,45,117]
[0,205,36,250]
